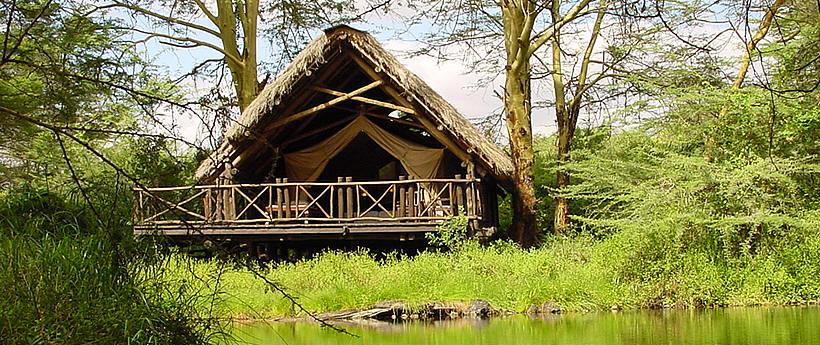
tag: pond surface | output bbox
[229,307,820,345]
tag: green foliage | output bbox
[178,220,820,318]
[425,212,470,249]
[0,185,218,343]
[0,0,181,184]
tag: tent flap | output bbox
[284,116,444,181]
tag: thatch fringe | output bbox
[196,25,513,182]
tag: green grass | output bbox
[0,187,218,344]
[176,223,820,320]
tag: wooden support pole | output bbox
[283,178,291,218]
[337,177,345,218]
[398,176,407,218]
[312,86,416,114]
[227,187,236,220]
[275,178,283,219]
[267,80,383,130]
[203,189,212,221]
[454,174,463,216]
[408,181,416,219]
[466,179,474,217]
[449,181,458,216]
[215,187,224,221]
[346,177,354,218]
[267,185,273,220]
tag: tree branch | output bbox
[128,28,243,67]
[732,0,787,89]
[98,2,221,38]
[529,0,593,56]
[570,0,608,113]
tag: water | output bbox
[230,307,820,345]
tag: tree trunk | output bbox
[505,65,538,248]
[215,0,259,112]
[550,12,571,233]
[500,1,539,247]
[554,120,571,232]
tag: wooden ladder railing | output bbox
[133,177,482,226]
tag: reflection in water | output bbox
[229,307,820,345]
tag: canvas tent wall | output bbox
[284,116,444,182]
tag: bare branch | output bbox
[98,2,221,38]
[529,0,594,56]
[127,28,244,67]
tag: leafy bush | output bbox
[426,213,470,250]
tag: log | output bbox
[337,177,345,218]
[283,178,291,218]
[346,177,354,218]
[398,176,406,218]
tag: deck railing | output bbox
[133,176,481,227]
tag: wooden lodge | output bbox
[133,26,514,248]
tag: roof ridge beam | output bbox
[267,80,382,130]
[312,86,416,114]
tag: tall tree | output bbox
[548,0,608,232]
[498,0,593,244]
[412,0,616,242]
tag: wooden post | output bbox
[398,176,406,218]
[408,179,416,219]
[215,186,224,221]
[203,189,212,221]
[266,185,273,220]
[337,177,345,218]
[227,187,234,220]
[454,174,463,216]
[283,178,291,218]
[217,164,236,221]
[466,179,474,217]
[345,177,354,218]
[276,178,283,219]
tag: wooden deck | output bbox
[133,177,482,241]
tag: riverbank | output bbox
[170,227,820,320]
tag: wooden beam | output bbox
[312,86,416,114]
[285,59,365,139]
[267,80,382,130]
[345,51,473,163]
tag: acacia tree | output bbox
[498,0,594,243]
[547,0,608,232]
[412,0,612,243]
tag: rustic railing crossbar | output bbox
[133,177,482,227]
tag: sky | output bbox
[139,3,554,145]
[133,1,754,148]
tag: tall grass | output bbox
[179,214,820,320]
[0,186,219,344]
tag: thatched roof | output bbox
[196,25,513,183]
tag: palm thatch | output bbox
[196,25,513,183]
